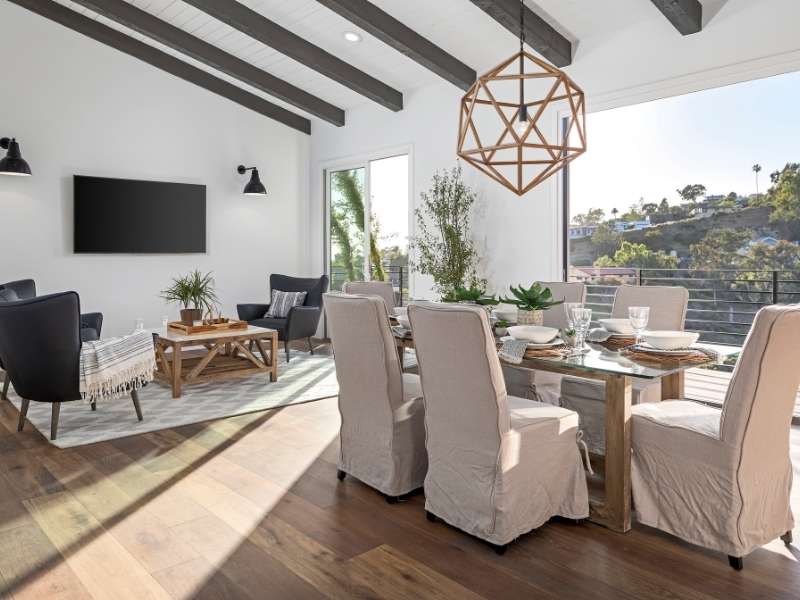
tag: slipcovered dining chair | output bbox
[324,293,427,501]
[631,304,800,570]
[0,292,142,441]
[503,281,585,404]
[560,285,689,453]
[409,302,589,552]
[342,281,397,313]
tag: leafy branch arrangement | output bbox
[442,285,499,305]
[160,270,219,314]
[500,282,564,312]
[410,165,484,298]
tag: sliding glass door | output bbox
[325,153,409,302]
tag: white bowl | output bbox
[396,314,411,329]
[507,325,559,344]
[642,330,700,350]
[598,318,635,335]
[493,308,517,322]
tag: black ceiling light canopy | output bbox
[0,137,32,176]
[237,165,266,196]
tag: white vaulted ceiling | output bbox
[51,0,727,126]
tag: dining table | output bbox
[391,320,740,534]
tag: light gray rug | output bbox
[5,354,339,448]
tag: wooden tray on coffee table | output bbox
[168,319,248,335]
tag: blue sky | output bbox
[570,70,800,217]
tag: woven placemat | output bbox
[596,336,637,351]
[523,345,568,358]
[620,347,712,365]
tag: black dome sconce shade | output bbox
[0,137,32,176]
[237,165,266,196]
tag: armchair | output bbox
[0,292,142,440]
[237,274,329,362]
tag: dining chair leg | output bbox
[728,555,743,571]
[336,469,346,481]
[284,340,290,363]
[17,398,30,432]
[90,401,96,411]
[307,337,314,354]
[781,530,793,545]
[131,389,143,422]
[1,376,9,401]
[50,402,61,441]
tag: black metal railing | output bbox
[572,268,800,346]
[330,265,409,305]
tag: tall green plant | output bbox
[332,170,385,281]
[160,270,218,314]
[411,165,482,297]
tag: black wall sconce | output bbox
[237,165,266,196]
[0,137,32,176]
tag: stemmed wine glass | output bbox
[628,306,650,345]
[569,306,592,355]
[564,302,583,330]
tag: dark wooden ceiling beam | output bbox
[649,0,703,35]
[9,0,311,134]
[468,0,572,67]
[183,0,403,112]
[314,0,476,91]
[69,0,345,126]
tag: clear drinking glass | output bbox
[564,302,583,329]
[134,317,145,332]
[628,306,650,345]
[570,307,592,354]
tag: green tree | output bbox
[333,170,385,280]
[741,240,800,272]
[762,163,800,227]
[611,207,619,220]
[594,241,678,269]
[676,184,707,204]
[590,222,621,258]
[410,166,482,297]
[689,228,753,269]
[572,207,605,226]
[642,202,659,215]
[753,164,762,198]
[658,198,670,213]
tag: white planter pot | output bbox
[517,309,544,325]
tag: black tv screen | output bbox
[74,175,206,253]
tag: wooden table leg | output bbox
[270,333,278,382]
[661,371,685,400]
[593,374,632,533]
[171,343,183,399]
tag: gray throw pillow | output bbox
[267,290,307,318]
[0,287,19,302]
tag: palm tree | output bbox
[611,207,619,221]
[752,164,762,198]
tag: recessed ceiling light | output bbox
[343,31,362,43]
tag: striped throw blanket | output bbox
[80,329,156,403]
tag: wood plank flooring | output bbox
[1,344,799,599]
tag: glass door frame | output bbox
[321,144,414,297]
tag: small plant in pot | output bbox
[161,270,219,325]
[500,282,563,326]
[442,285,499,317]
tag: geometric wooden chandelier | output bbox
[457,5,586,196]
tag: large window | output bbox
[566,71,800,346]
[326,153,410,302]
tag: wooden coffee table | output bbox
[154,325,278,398]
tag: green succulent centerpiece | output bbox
[442,285,499,306]
[160,270,219,325]
[500,282,564,325]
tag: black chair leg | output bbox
[131,389,143,422]
[50,402,61,441]
[1,375,9,401]
[781,530,793,545]
[90,401,96,411]
[17,398,30,432]
[493,543,508,556]
[336,469,346,481]
[307,337,314,355]
[284,340,290,362]
[426,511,438,523]
[728,556,743,571]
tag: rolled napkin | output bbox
[498,339,529,364]
[80,329,156,403]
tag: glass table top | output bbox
[517,343,742,380]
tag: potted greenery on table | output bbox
[160,270,219,325]
[500,282,564,326]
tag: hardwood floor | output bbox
[1,345,799,599]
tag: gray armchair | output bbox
[237,274,329,362]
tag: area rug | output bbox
[5,354,339,448]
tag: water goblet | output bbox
[628,306,650,345]
[564,302,583,329]
[570,307,592,355]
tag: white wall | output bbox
[310,0,800,298]
[0,3,310,337]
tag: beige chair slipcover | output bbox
[324,293,426,496]
[503,282,586,404]
[342,281,396,313]
[409,302,589,546]
[631,304,800,559]
[561,285,690,453]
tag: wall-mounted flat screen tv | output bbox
[74,175,206,253]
